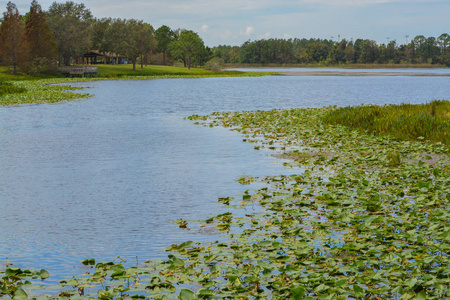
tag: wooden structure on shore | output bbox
[79,50,127,65]
[58,66,98,77]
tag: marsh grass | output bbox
[323,100,450,145]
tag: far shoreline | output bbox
[279,71,450,76]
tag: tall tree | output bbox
[47,1,93,66]
[112,19,155,71]
[155,25,174,65]
[0,2,24,74]
[437,33,449,54]
[138,22,155,69]
[412,35,426,62]
[170,30,205,69]
[92,17,112,59]
[107,18,126,64]
[20,0,58,73]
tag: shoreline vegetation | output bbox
[1,105,449,299]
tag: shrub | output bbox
[204,57,224,72]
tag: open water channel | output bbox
[1,70,450,283]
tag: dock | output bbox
[58,66,98,77]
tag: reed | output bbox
[323,100,450,144]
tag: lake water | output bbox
[1,72,449,283]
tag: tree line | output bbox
[0,0,208,74]
[1,1,449,76]
[212,35,450,66]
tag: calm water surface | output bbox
[1,74,449,282]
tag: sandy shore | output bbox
[281,71,450,76]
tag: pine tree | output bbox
[20,0,58,73]
[0,2,24,75]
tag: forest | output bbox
[1,0,449,77]
[214,35,450,66]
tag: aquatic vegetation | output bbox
[0,78,92,106]
[0,265,49,299]
[2,107,449,299]
[0,81,27,97]
[323,100,450,145]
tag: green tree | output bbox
[437,33,450,66]
[92,17,112,59]
[359,40,379,63]
[20,0,58,73]
[412,35,426,62]
[117,19,154,71]
[328,40,348,64]
[155,25,174,65]
[138,22,156,69]
[107,18,126,63]
[0,2,24,74]
[47,1,93,66]
[423,36,440,63]
[170,30,205,69]
[437,33,449,54]
[305,42,330,62]
[385,40,398,63]
[344,41,355,63]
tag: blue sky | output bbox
[4,0,450,47]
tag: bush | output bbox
[204,57,224,72]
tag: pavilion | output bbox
[79,50,127,64]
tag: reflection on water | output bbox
[0,75,449,281]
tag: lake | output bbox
[1,72,449,283]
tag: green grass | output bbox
[95,64,247,77]
[323,100,450,145]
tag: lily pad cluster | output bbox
[1,106,449,299]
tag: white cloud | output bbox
[200,24,209,32]
[244,26,255,36]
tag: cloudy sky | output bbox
[5,0,450,47]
